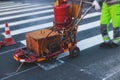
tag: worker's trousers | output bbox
[100,3,120,43]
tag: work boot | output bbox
[100,41,119,48]
[110,42,119,48]
[99,42,112,48]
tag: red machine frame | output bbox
[13,0,91,63]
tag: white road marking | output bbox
[2,22,53,36]
[0,3,30,9]
[0,3,52,12]
[78,20,100,32]
[0,2,14,5]
[84,12,100,19]
[0,5,52,15]
[19,20,100,46]
[0,9,53,21]
[0,2,53,10]
[0,15,53,28]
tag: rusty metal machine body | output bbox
[13,0,84,63]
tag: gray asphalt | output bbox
[0,0,120,80]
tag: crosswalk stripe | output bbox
[78,20,100,32]
[78,31,113,51]
[0,4,52,12]
[0,2,53,10]
[0,1,13,2]
[84,12,100,19]
[0,2,14,5]
[0,3,30,9]
[0,3,37,12]
[0,15,53,28]
[0,5,53,15]
[19,19,100,45]
[2,22,53,36]
[0,9,53,21]
[0,12,100,28]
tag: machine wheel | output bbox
[69,46,80,57]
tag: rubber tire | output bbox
[69,46,80,57]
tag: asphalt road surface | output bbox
[0,0,120,80]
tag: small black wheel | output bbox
[69,46,80,57]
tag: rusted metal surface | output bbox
[26,29,61,56]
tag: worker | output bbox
[92,0,120,48]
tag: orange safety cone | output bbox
[4,22,16,46]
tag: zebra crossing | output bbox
[0,2,101,52]
[1,1,120,80]
[0,1,110,62]
[0,1,103,53]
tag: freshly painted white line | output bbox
[0,2,14,5]
[0,3,30,9]
[0,3,22,7]
[0,5,53,16]
[0,3,50,12]
[0,4,31,11]
[78,20,100,32]
[0,15,53,28]
[2,22,53,36]
[0,9,53,21]
[78,31,113,51]
[84,12,101,19]
[0,2,52,9]
[0,5,52,15]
